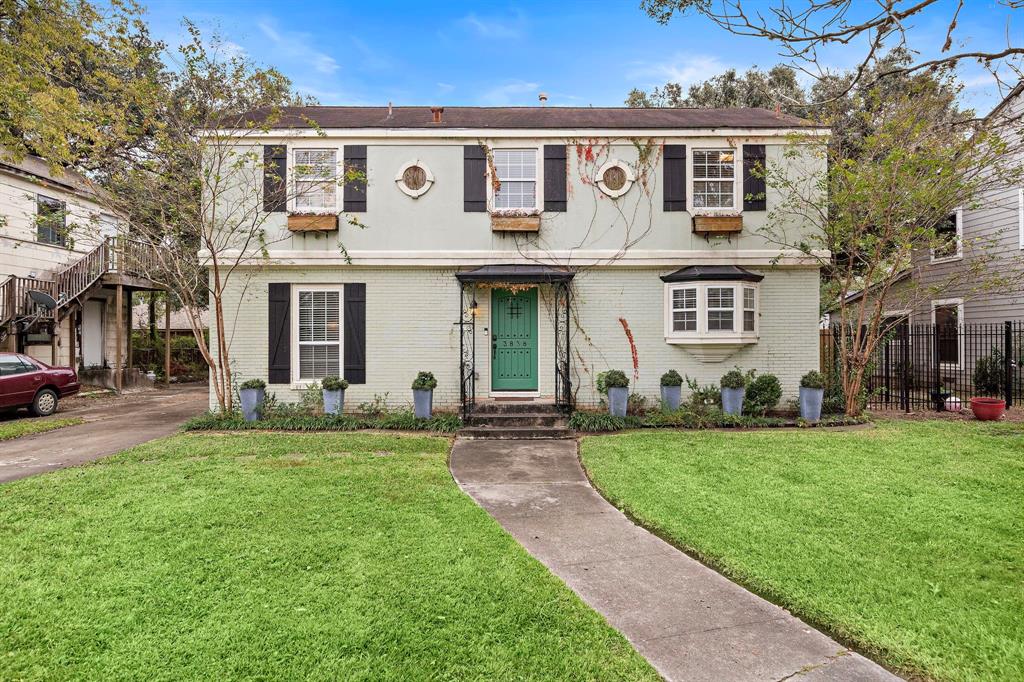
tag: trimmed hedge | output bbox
[183,410,462,434]
[568,409,867,433]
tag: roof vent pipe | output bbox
[387,101,393,118]
[538,92,548,106]
[430,106,444,123]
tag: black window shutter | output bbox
[663,144,686,211]
[268,283,290,384]
[344,145,367,212]
[263,145,287,213]
[344,283,366,384]
[743,144,767,211]
[543,145,567,212]
[464,145,487,212]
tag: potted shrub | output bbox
[321,376,349,415]
[720,369,747,416]
[238,378,266,422]
[603,370,630,417]
[660,370,683,412]
[799,370,826,422]
[970,397,1006,421]
[412,371,437,419]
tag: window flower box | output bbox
[693,215,743,235]
[490,209,541,233]
[287,214,338,232]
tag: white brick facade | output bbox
[212,265,820,410]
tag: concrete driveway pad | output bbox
[450,437,901,682]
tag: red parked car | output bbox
[0,353,80,417]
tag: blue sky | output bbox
[144,0,1021,113]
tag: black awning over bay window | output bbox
[660,265,764,283]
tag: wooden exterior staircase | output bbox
[0,237,162,346]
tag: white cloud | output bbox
[479,79,540,106]
[626,53,728,87]
[256,18,339,76]
[457,11,526,39]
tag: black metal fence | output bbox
[823,321,1024,412]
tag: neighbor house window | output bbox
[932,299,963,366]
[492,149,537,210]
[664,282,759,342]
[296,288,341,380]
[293,149,337,211]
[36,195,66,246]
[932,209,962,261]
[691,149,736,210]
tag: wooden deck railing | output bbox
[1,237,160,328]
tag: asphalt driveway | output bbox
[0,383,207,483]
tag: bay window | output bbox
[661,266,763,358]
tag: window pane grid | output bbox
[707,287,735,331]
[293,149,337,210]
[692,150,735,209]
[672,287,697,332]
[494,149,537,210]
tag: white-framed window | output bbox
[743,287,757,332]
[671,287,697,332]
[931,208,962,262]
[293,148,338,212]
[664,282,759,342]
[491,148,538,210]
[690,148,737,211]
[931,298,963,367]
[293,286,342,382]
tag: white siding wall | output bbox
[211,265,820,411]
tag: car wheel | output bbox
[30,388,58,417]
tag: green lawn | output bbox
[0,417,83,441]
[0,433,656,681]
[580,421,1024,681]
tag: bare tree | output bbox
[101,23,360,412]
[641,1,1024,98]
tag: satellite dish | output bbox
[28,290,57,311]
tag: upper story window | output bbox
[691,149,736,211]
[36,195,66,246]
[293,149,337,212]
[492,149,537,210]
[931,208,962,262]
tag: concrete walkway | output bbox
[0,384,207,483]
[450,438,900,682]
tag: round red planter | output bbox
[970,397,1006,421]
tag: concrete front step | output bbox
[466,412,564,428]
[472,401,561,415]
[458,426,574,440]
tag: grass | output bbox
[0,417,83,441]
[580,420,1024,681]
[0,432,656,681]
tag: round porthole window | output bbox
[596,160,635,198]
[395,160,435,198]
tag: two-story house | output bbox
[210,106,828,413]
[0,150,163,389]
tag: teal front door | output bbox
[491,288,538,391]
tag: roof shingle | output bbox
[234,106,822,131]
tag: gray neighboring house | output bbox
[874,83,1024,333]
